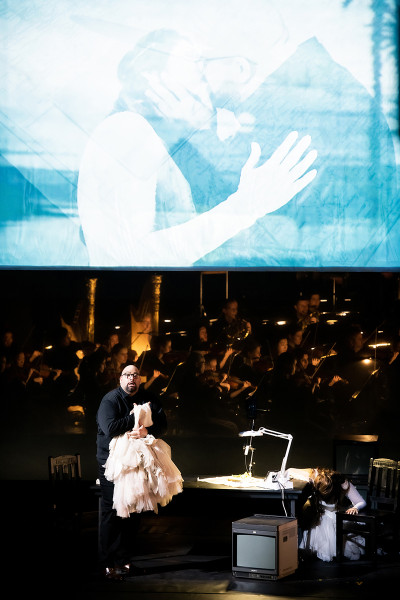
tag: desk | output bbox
[182,477,307,517]
[92,477,307,522]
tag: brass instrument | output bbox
[223,318,250,347]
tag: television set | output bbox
[232,515,298,580]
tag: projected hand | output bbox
[237,131,317,216]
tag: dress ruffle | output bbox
[104,402,183,518]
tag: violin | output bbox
[200,370,256,393]
[253,356,274,373]
[315,374,349,386]
[29,363,58,379]
[163,350,190,365]
[225,375,256,392]
[199,370,224,385]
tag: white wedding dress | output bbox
[104,403,183,518]
[300,499,366,561]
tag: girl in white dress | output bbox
[104,402,183,518]
[287,467,366,562]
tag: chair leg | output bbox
[336,515,344,562]
[369,518,377,563]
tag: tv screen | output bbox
[1,0,399,268]
[236,534,276,570]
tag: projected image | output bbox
[1,0,399,268]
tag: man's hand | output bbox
[128,425,148,440]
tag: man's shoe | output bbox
[117,563,145,577]
[103,566,126,581]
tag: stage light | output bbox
[276,320,287,326]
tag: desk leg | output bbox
[98,496,102,553]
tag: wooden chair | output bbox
[48,454,82,531]
[49,454,82,482]
[336,458,400,564]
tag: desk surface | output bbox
[92,477,307,496]
[183,476,306,497]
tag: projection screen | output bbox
[1,0,399,269]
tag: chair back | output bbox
[48,454,81,482]
[367,458,400,512]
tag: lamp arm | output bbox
[258,427,293,441]
[258,428,293,476]
[280,436,293,475]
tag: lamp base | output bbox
[262,471,294,490]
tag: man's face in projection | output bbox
[202,56,257,105]
[195,0,287,104]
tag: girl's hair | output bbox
[307,468,348,527]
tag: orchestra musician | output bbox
[176,351,239,435]
[308,291,321,324]
[209,298,252,351]
[138,335,174,396]
[202,352,253,401]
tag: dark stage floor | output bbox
[7,479,400,599]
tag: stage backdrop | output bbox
[1,0,399,268]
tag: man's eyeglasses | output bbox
[122,372,140,379]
